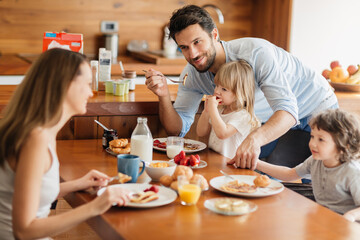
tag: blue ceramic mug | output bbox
[117,154,145,183]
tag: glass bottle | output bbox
[90,60,99,95]
[130,117,153,163]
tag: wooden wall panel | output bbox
[252,0,292,51]
[0,0,256,55]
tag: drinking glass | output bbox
[178,175,201,206]
[166,136,184,159]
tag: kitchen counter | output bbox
[0,85,180,117]
[0,54,185,76]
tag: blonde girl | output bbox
[197,60,260,158]
[0,48,130,239]
[256,109,360,222]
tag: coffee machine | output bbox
[101,21,119,63]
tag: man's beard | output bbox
[190,43,216,73]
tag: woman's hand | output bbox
[90,186,132,215]
[76,169,111,192]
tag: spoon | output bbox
[220,170,235,180]
[94,120,110,131]
[143,70,188,85]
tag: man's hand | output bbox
[227,134,261,170]
[144,68,169,97]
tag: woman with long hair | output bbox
[0,48,129,239]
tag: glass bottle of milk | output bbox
[130,117,153,163]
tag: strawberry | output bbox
[180,157,190,166]
[194,154,200,160]
[144,185,159,193]
[174,154,182,164]
[158,142,167,149]
[177,151,186,160]
[153,139,160,147]
[189,155,200,166]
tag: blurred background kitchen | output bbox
[1,0,359,74]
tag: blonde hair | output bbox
[309,109,360,163]
[0,48,87,167]
[214,60,260,129]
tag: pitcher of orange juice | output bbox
[178,175,201,206]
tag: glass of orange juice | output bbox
[178,175,201,206]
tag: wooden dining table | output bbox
[57,139,360,240]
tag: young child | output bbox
[256,109,360,222]
[196,60,260,158]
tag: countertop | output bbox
[0,54,186,76]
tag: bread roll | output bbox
[190,174,209,190]
[172,165,193,180]
[159,175,173,187]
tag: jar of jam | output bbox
[102,129,118,149]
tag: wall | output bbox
[0,0,292,56]
[0,0,254,55]
[290,0,360,73]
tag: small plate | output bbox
[210,175,284,198]
[204,198,257,216]
[153,138,207,153]
[169,159,208,169]
[105,147,118,156]
[329,81,360,92]
[97,183,177,208]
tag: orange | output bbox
[329,66,349,83]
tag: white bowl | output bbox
[145,160,176,181]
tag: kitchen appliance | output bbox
[105,33,118,63]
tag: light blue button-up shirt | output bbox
[174,38,338,137]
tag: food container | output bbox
[123,70,137,90]
[123,79,130,94]
[145,160,176,181]
[105,80,114,94]
[102,129,118,149]
[113,80,125,96]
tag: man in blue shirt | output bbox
[145,5,338,170]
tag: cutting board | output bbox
[128,50,187,65]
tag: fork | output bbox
[142,70,187,85]
[109,175,119,182]
[220,170,235,180]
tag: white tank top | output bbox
[0,144,60,239]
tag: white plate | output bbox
[210,175,284,198]
[204,198,257,216]
[153,138,207,153]
[97,183,177,208]
[169,159,208,169]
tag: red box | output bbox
[43,32,83,53]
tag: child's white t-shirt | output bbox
[208,109,253,159]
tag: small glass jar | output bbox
[102,129,118,149]
[123,70,136,90]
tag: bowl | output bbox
[145,160,176,181]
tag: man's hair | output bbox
[214,60,260,129]
[309,109,360,162]
[169,5,217,42]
